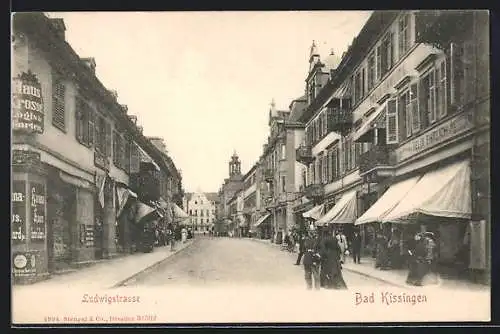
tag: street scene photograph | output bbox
[11,10,490,324]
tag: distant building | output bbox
[183,191,218,233]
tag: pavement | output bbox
[12,239,194,291]
[251,237,490,292]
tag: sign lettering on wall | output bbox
[12,71,44,134]
[80,224,95,248]
[12,251,38,278]
[12,150,41,166]
[30,183,46,242]
[395,111,475,162]
[12,181,26,244]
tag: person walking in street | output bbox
[303,230,321,290]
[351,229,362,264]
[181,226,187,243]
[336,229,348,264]
[295,233,305,265]
[320,227,347,290]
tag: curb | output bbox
[110,240,195,288]
[342,266,409,289]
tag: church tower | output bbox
[229,150,242,177]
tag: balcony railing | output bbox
[328,107,353,134]
[296,144,314,165]
[130,170,161,202]
[263,168,274,183]
[304,183,324,201]
[359,145,390,175]
[414,10,473,50]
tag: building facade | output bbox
[293,10,489,283]
[11,13,184,283]
[183,191,217,233]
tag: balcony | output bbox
[414,10,473,50]
[129,170,161,202]
[263,168,274,183]
[359,145,392,176]
[304,183,324,202]
[296,144,314,165]
[328,107,353,135]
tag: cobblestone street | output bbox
[120,236,392,289]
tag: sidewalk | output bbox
[252,238,489,292]
[12,240,194,291]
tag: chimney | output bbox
[120,104,128,114]
[82,57,96,74]
[109,90,118,100]
[49,18,66,40]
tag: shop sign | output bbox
[12,181,26,244]
[30,183,46,242]
[12,251,38,278]
[12,71,44,134]
[12,150,41,166]
[395,111,474,162]
[94,150,110,171]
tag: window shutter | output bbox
[464,40,476,104]
[94,116,101,152]
[376,46,382,81]
[105,122,112,157]
[124,138,131,173]
[386,99,398,144]
[417,79,426,131]
[75,99,84,143]
[438,60,448,119]
[52,78,65,130]
[449,42,463,106]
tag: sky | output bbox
[46,11,372,193]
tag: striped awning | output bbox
[116,185,138,218]
[254,213,271,228]
[302,204,324,220]
[353,104,386,142]
[135,202,157,223]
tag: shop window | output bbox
[52,74,65,131]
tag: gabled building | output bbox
[183,191,217,233]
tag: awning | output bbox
[316,190,357,225]
[355,176,421,225]
[254,213,271,227]
[302,203,324,220]
[323,80,352,107]
[353,105,386,142]
[135,202,157,223]
[59,171,94,190]
[116,185,138,218]
[382,159,472,223]
[172,203,189,223]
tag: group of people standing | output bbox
[295,226,352,290]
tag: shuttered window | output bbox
[332,148,339,180]
[398,14,410,58]
[386,99,398,144]
[322,154,328,184]
[52,75,65,131]
[376,46,382,81]
[105,122,112,157]
[436,59,448,119]
[323,112,328,136]
[75,97,94,147]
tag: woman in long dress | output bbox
[320,229,347,290]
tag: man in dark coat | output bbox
[320,228,348,289]
[303,230,321,290]
[351,230,362,264]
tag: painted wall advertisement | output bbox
[12,71,44,133]
[12,181,26,244]
[30,183,46,242]
[12,251,38,278]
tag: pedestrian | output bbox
[303,229,321,290]
[295,233,305,265]
[181,226,187,243]
[320,228,347,290]
[336,229,348,264]
[352,229,362,264]
[375,229,390,270]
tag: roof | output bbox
[288,95,308,122]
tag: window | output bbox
[281,176,286,193]
[410,83,419,133]
[189,209,193,216]
[105,122,112,158]
[436,59,448,119]
[318,154,323,183]
[130,142,140,173]
[450,41,476,107]
[376,46,382,81]
[195,201,197,205]
[52,75,65,131]
[332,147,339,180]
[195,209,198,216]
[123,138,131,173]
[112,130,124,168]
[354,71,362,104]
[322,112,328,136]
[201,210,204,217]
[95,116,106,154]
[354,143,361,168]
[421,70,437,125]
[386,99,398,144]
[399,90,411,139]
[367,52,376,91]
[380,33,394,78]
[398,14,410,58]
[302,169,307,188]
[361,67,366,98]
[343,138,351,172]
[280,144,286,160]
[75,98,94,147]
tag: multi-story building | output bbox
[183,191,218,233]
[294,10,489,283]
[215,152,244,235]
[11,13,184,283]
